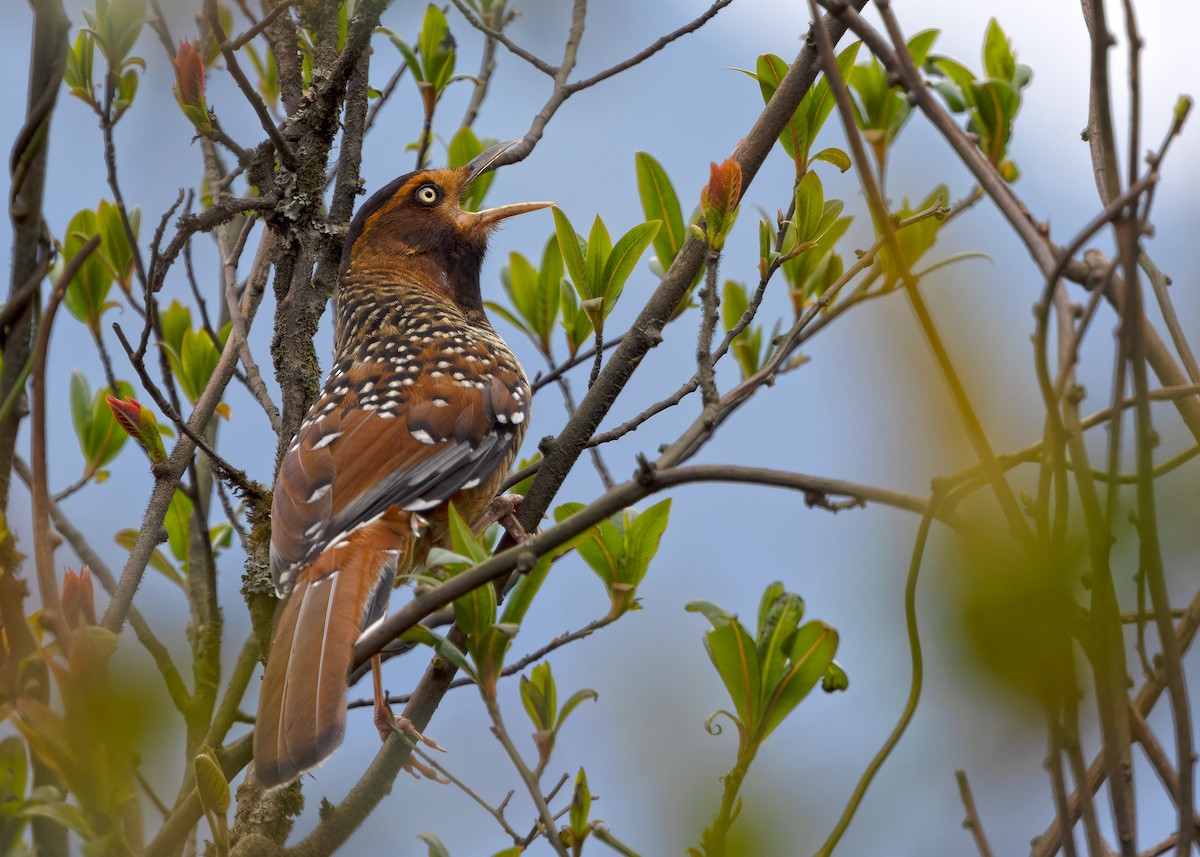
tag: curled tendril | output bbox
[704,709,740,737]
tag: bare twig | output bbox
[954,771,994,857]
[205,0,297,170]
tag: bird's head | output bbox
[340,141,551,313]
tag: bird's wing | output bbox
[269,348,528,595]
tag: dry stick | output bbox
[1032,181,1156,857]
[955,771,995,857]
[0,254,52,338]
[565,0,735,94]
[31,234,101,645]
[696,249,720,406]
[101,232,273,634]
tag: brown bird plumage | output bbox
[254,142,549,788]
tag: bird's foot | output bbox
[375,699,448,781]
[475,493,536,544]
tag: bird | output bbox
[253,141,550,789]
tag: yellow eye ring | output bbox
[415,184,441,206]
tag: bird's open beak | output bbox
[462,139,519,184]
[458,139,552,231]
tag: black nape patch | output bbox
[338,170,422,278]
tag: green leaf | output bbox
[822,661,850,692]
[760,621,838,739]
[620,498,671,589]
[388,32,423,84]
[417,832,452,857]
[755,587,805,692]
[982,19,1015,82]
[754,54,802,166]
[193,748,230,815]
[115,529,183,587]
[499,553,551,626]
[448,126,494,212]
[22,802,95,839]
[552,208,589,301]
[96,200,139,295]
[600,221,659,315]
[557,687,598,731]
[447,503,490,565]
[163,488,193,564]
[685,600,734,628]
[635,152,685,272]
[520,662,556,731]
[809,147,851,173]
[61,208,114,331]
[584,216,611,302]
[704,618,761,729]
[0,737,28,854]
[64,31,96,103]
[906,29,939,67]
[402,625,477,682]
[69,371,92,452]
[417,4,456,94]
[969,79,1018,165]
[792,172,825,244]
[558,279,593,360]
[568,769,591,840]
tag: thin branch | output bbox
[222,217,282,432]
[448,0,557,76]
[484,693,569,855]
[565,0,734,94]
[954,771,994,857]
[222,0,295,51]
[112,323,264,500]
[206,0,297,170]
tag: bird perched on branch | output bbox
[254,142,549,788]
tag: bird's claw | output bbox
[475,493,536,544]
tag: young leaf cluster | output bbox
[928,18,1033,180]
[553,499,672,619]
[552,208,660,339]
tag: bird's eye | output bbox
[414,184,441,206]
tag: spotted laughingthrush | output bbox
[253,142,550,788]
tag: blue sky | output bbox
[4,0,1200,853]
